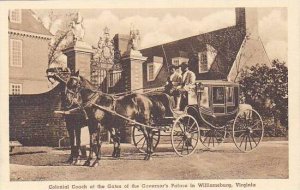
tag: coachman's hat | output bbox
[180,62,189,69]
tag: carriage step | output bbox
[199,127,210,131]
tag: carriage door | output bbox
[212,86,225,114]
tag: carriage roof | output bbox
[196,80,239,87]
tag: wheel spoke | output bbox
[181,141,185,153]
[250,134,258,146]
[239,134,245,147]
[250,121,261,129]
[248,135,253,150]
[187,121,196,132]
[136,136,145,145]
[141,138,146,148]
[176,139,183,149]
[212,132,215,147]
[244,135,248,151]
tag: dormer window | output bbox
[198,52,208,73]
[198,44,217,73]
[147,56,163,81]
[10,9,21,23]
[172,57,189,66]
[147,63,154,81]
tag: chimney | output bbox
[236,8,259,37]
[113,34,130,56]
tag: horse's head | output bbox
[64,70,84,108]
[46,67,71,84]
[66,70,83,93]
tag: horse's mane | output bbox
[79,76,97,92]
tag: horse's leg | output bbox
[73,127,81,165]
[66,126,75,164]
[90,123,101,167]
[148,128,154,160]
[110,127,121,158]
[143,127,151,160]
[83,132,93,166]
[109,128,116,158]
[115,127,121,158]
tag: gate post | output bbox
[121,51,147,143]
[121,51,147,93]
[62,41,93,80]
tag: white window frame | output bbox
[10,83,23,95]
[9,9,22,23]
[147,63,155,81]
[10,39,23,67]
[198,52,208,73]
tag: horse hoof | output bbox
[83,160,90,166]
[90,161,99,167]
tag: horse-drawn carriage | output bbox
[47,68,264,165]
[132,80,264,156]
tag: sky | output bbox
[35,8,287,62]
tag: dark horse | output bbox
[47,68,87,165]
[65,71,166,165]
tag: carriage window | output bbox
[212,87,225,104]
[226,87,234,104]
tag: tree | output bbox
[239,60,288,128]
[40,10,77,67]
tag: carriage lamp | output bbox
[195,82,204,93]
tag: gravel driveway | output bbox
[10,141,288,181]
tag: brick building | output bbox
[114,8,271,90]
[9,9,52,94]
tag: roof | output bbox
[140,25,246,81]
[9,9,52,37]
[197,80,239,86]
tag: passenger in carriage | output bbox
[178,62,196,111]
[164,65,182,110]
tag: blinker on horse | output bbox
[65,71,166,165]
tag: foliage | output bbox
[42,11,77,67]
[239,60,288,129]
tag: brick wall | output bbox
[9,83,67,146]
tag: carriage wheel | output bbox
[132,125,160,153]
[171,114,200,157]
[232,108,264,152]
[200,127,227,149]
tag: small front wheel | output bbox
[171,114,200,157]
[132,126,160,153]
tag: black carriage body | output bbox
[186,80,240,126]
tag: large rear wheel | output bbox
[232,108,264,152]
